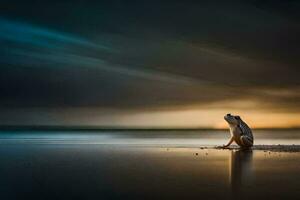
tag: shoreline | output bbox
[1,126,300,131]
[210,145,300,152]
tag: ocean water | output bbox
[0,129,300,146]
[0,130,300,199]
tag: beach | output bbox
[2,1,300,199]
[1,130,300,199]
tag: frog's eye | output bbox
[235,116,240,120]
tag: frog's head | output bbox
[224,113,241,126]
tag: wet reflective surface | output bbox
[0,142,300,199]
[1,129,300,145]
[229,150,254,199]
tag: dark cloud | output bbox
[0,1,300,125]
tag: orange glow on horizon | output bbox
[95,108,300,129]
[58,100,300,129]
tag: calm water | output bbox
[1,129,300,146]
[0,130,300,199]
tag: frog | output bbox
[221,114,254,148]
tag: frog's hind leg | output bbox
[240,136,253,147]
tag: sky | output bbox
[1,0,300,128]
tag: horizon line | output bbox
[0,125,300,131]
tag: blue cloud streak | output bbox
[0,18,109,49]
[0,17,207,85]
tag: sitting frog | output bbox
[221,114,254,148]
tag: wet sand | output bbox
[1,143,300,200]
[214,144,300,152]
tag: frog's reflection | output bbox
[229,149,253,198]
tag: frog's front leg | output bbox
[218,136,234,148]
